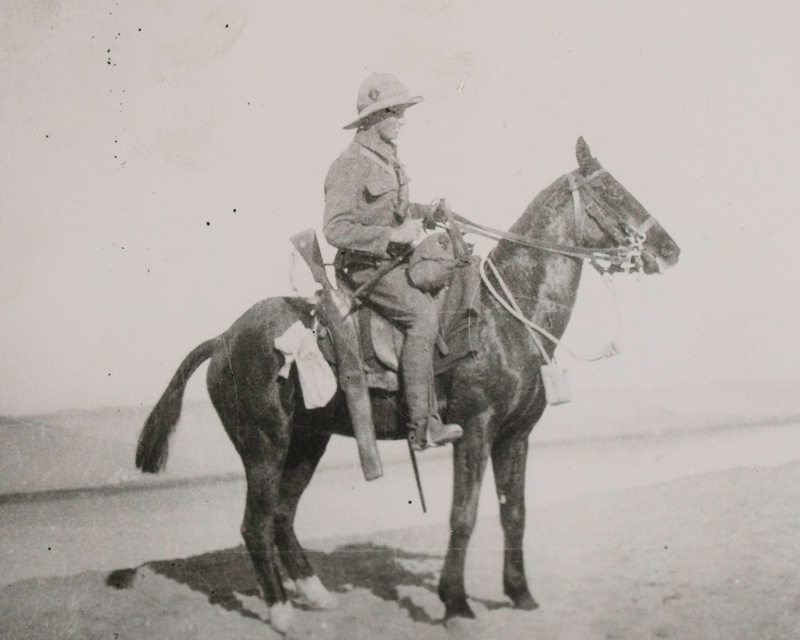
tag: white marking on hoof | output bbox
[444,615,487,639]
[282,578,297,594]
[296,574,338,609]
[268,601,294,635]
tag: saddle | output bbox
[321,249,481,393]
[290,226,480,481]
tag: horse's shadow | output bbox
[107,542,511,625]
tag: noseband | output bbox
[567,168,654,273]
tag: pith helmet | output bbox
[343,73,423,130]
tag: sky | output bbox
[1,0,799,415]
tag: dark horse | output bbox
[136,138,680,634]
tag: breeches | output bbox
[348,265,438,424]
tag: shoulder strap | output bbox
[359,146,395,177]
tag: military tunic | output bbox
[323,128,429,259]
[322,127,438,428]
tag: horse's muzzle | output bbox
[642,246,680,274]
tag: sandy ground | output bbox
[2,424,800,639]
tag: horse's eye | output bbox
[607,185,624,201]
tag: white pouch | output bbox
[540,364,572,405]
[275,321,338,409]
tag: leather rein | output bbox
[462,167,657,362]
[451,168,655,274]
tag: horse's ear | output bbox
[576,137,592,171]
[576,137,600,174]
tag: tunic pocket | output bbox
[365,171,397,201]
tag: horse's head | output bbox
[574,137,680,274]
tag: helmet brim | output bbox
[343,96,423,130]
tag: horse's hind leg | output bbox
[240,445,297,634]
[273,431,338,609]
[210,361,295,631]
[491,434,538,610]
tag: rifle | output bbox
[290,229,331,291]
[290,229,383,481]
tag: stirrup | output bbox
[408,416,463,451]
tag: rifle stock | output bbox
[290,229,331,290]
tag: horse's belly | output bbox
[294,389,407,441]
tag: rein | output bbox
[453,168,649,274]
[480,257,622,362]
[459,167,645,362]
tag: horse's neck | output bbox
[488,179,583,342]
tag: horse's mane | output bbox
[490,174,571,264]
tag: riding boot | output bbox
[409,413,464,451]
[402,334,463,451]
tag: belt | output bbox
[335,250,387,274]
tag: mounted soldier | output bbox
[323,73,463,451]
[138,85,681,631]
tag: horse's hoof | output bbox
[510,589,539,611]
[268,601,294,635]
[296,575,338,610]
[443,601,476,624]
[444,614,487,638]
[282,578,297,593]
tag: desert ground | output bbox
[2,391,800,639]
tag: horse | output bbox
[136,137,680,634]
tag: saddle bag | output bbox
[407,233,458,293]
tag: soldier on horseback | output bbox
[139,111,680,631]
[323,72,463,450]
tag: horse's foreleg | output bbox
[274,431,337,609]
[491,434,538,610]
[438,429,491,620]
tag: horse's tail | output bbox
[136,338,218,473]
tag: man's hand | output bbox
[422,198,448,229]
[389,217,423,244]
[431,198,449,223]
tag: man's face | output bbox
[374,109,405,143]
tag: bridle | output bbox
[566,168,656,274]
[459,167,658,362]
[452,167,655,274]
